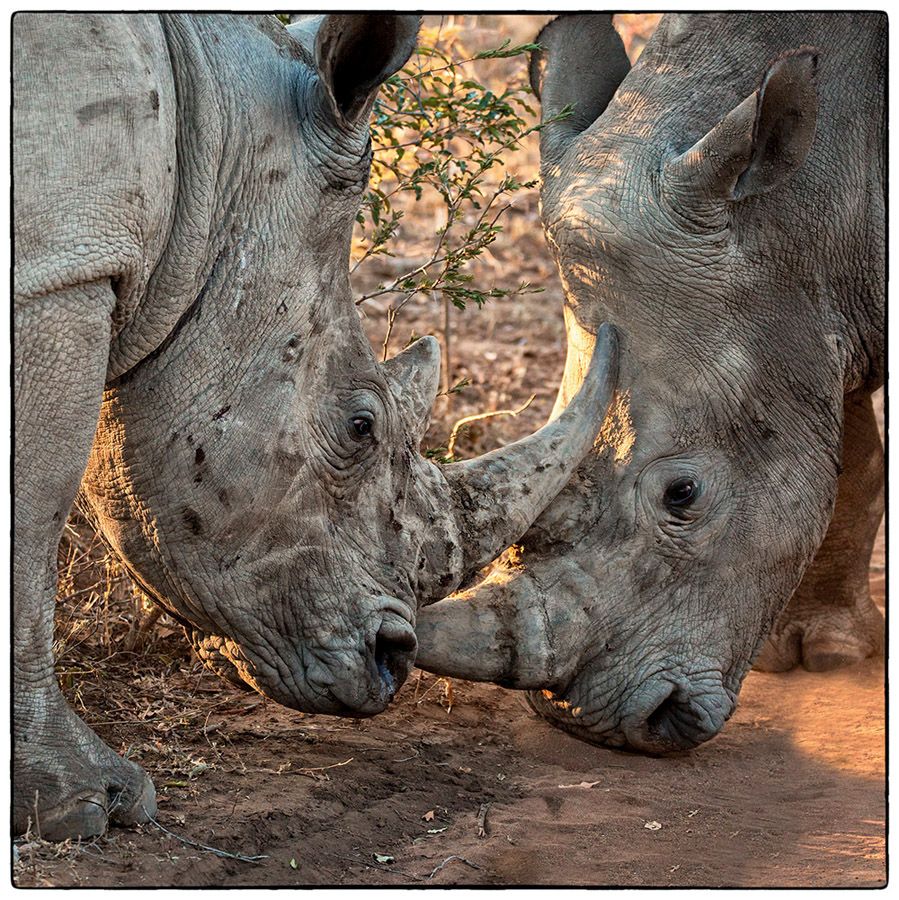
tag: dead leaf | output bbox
[289,858,297,869]
[644,821,663,831]
[558,781,601,789]
[423,809,435,822]
[373,853,395,864]
[427,827,448,834]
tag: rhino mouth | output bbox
[374,611,418,701]
[187,598,417,717]
[525,671,737,754]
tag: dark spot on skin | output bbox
[212,405,231,421]
[195,447,205,466]
[277,301,288,315]
[187,434,194,445]
[260,134,274,152]
[182,508,203,535]
[218,488,230,508]
[149,89,159,113]
[267,169,287,183]
[76,97,126,125]
[281,336,302,363]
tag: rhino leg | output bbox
[755,390,884,673]
[14,285,156,840]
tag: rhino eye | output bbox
[350,413,374,439]
[664,477,698,510]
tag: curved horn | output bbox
[415,561,589,689]
[442,323,617,581]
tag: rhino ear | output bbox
[307,14,419,125]
[530,15,631,170]
[382,336,441,443]
[665,48,819,204]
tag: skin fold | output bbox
[13,13,618,839]
[417,12,884,754]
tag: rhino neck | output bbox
[107,13,364,380]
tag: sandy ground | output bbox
[12,13,884,888]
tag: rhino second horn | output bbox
[443,322,618,582]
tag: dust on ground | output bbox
[13,532,886,887]
[12,13,884,888]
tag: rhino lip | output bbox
[374,610,418,703]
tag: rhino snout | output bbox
[322,596,417,716]
[619,675,735,754]
[373,609,418,703]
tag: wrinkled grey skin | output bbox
[417,13,884,754]
[13,13,618,839]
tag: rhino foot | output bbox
[14,688,156,841]
[753,592,883,674]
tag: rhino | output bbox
[13,13,618,839]
[417,13,884,753]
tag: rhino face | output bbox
[417,14,852,750]
[81,14,619,717]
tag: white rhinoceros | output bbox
[417,13,884,753]
[13,12,618,839]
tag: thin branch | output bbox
[447,393,537,458]
[141,807,268,864]
[427,855,482,879]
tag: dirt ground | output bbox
[12,524,886,887]
[12,13,885,889]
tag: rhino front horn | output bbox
[415,560,589,689]
[443,322,618,582]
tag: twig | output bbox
[476,802,491,838]
[442,292,452,399]
[427,855,482,879]
[254,757,355,780]
[32,792,41,842]
[392,747,420,763]
[142,807,267,864]
[446,393,537,457]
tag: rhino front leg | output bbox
[14,285,156,840]
[755,390,884,673]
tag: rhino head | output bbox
[417,14,882,751]
[80,14,618,718]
